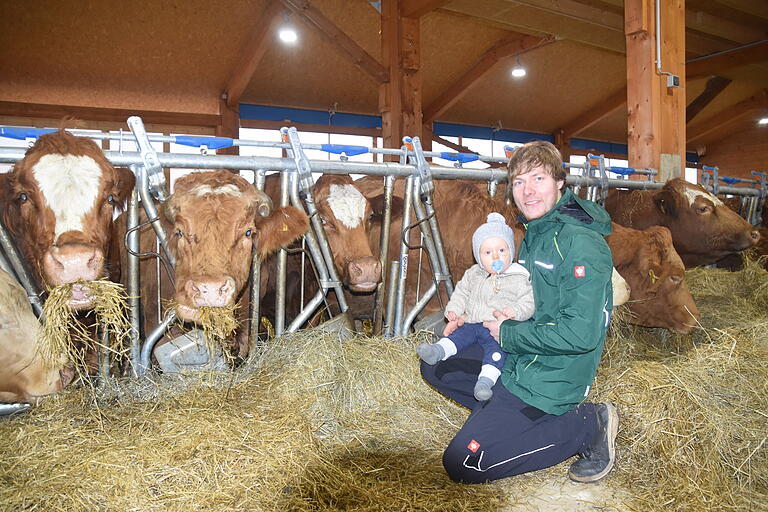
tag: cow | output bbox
[0,129,135,309]
[356,176,699,334]
[258,174,384,328]
[0,269,70,403]
[604,178,760,267]
[607,223,700,334]
[124,169,309,360]
[717,196,768,271]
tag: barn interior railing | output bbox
[0,119,765,381]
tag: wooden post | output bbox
[625,0,686,181]
[380,0,422,155]
[216,98,240,156]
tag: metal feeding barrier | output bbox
[0,119,765,378]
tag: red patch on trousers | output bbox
[467,440,480,453]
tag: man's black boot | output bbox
[568,401,619,483]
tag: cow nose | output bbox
[185,277,236,307]
[750,229,760,242]
[43,245,103,285]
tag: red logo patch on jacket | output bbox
[574,265,586,277]
[467,440,480,453]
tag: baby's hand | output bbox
[501,307,516,319]
[443,313,466,336]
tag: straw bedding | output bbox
[1,259,766,511]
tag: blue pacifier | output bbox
[491,259,505,274]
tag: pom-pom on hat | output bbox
[472,212,515,266]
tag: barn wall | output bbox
[699,123,768,180]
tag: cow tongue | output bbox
[69,283,94,306]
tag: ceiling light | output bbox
[278,28,298,44]
[511,56,526,78]
[758,117,768,125]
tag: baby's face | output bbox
[479,237,511,274]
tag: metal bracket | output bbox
[406,136,434,198]
[281,127,314,192]
[127,116,168,202]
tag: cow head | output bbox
[313,175,381,293]
[608,224,700,334]
[0,130,135,310]
[653,179,760,267]
[163,170,308,323]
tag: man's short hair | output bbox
[507,141,567,183]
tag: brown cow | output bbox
[126,170,309,358]
[604,178,760,267]
[607,223,700,334]
[0,130,135,309]
[357,177,695,333]
[259,174,385,329]
[0,269,69,403]
[717,197,768,270]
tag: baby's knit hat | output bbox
[472,212,515,266]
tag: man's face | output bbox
[478,237,511,274]
[511,166,564,220]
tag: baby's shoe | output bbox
[416,343,445,365]
[474,376,494,401]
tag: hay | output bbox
[37,279,130,372]
[2,261,766,511]
[165,301,239,361]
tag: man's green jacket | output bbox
[499,188,613,415]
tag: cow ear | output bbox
[114,167,136,203]
[254,206,309,259]
[653,190,676,216]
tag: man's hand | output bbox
[443,312,467,336]
[483,310,515,341]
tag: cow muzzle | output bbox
[176,276,237,321]
[42,244,105,309]
[345,257,382,293]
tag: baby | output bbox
[417,212,534,401]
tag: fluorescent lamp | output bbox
[511,56,526,78]
[758,117,768,125]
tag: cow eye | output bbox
[696,206,711,214]
[18,192,28,202]
[245,229,252,237]
[176,230,184,238]
[107,194,115,204]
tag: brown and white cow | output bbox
[607,223,700,334]
[0,130,135,309]
[604,178,760,267]
[0,269,70,403]
[126,169,309,357]
[264,174,381,293]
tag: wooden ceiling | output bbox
[0,0,766,153]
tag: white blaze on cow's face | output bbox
[682,185,724,208]
[32,154,103,239]
[191,183,244,198]
[326,184,367,229]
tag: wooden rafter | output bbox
[422,33,553,124]
[399,0,450,19]
[686,76,732,124]
[0,101,220,127]
[557,87,627,141]
[686,40,768,79]
[224,1,285,109]
[282,0,388,84]
[687,89,768,143]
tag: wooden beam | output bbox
[422,33,552,124]
[686,40,768,79]
[687,89,768,143]
[686,76,732,123]
[399,0,449,18]
[241,118,381,137]
[224,2,285,109]
[216,98,240,155]
[558,87,627,140]
[282,0,388,84]
[0,101,220,127]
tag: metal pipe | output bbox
[126,188,142,376]
[0,217,43,317]
[286,289,326,332]
[0,403,31,416]
[248,170,266,353]
[0,248,19,282]
[394,176,415,336]
[402,282,438,334]
[275,171,290,336]
[383,261,399,338]
[373,175,395,335]
[134,164,175,266]
[139,310,176,376]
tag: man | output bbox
[420,141,618,484]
